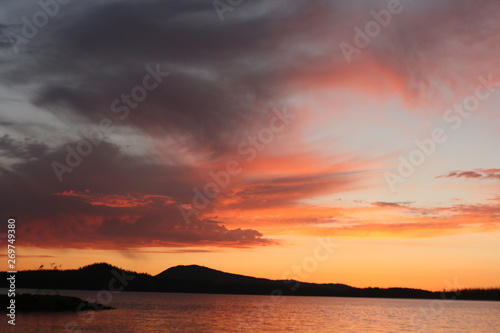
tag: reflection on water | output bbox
[2,289,500,332]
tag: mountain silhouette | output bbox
[157,264,293,286]
[155,264,353,295]
[1,263,499,301]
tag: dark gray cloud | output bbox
[2,0,291,155]
[0,134,49,159]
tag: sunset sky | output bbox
[0,0,499,291]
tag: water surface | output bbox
[2,289,499,332]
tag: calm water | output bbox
[1,289,499,333]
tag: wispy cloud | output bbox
[437,169,500,180]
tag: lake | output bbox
[2,289,499,332]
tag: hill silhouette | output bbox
[1,263,499,301]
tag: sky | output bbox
[0,0,499,291]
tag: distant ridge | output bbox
[156,264,279,285]
[1,263,499,301]
[156,264,352,289]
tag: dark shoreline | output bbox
[0,293,113,312]
[2,263,499,302]
[9,288,500,303]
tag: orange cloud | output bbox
[213,199,500,239]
